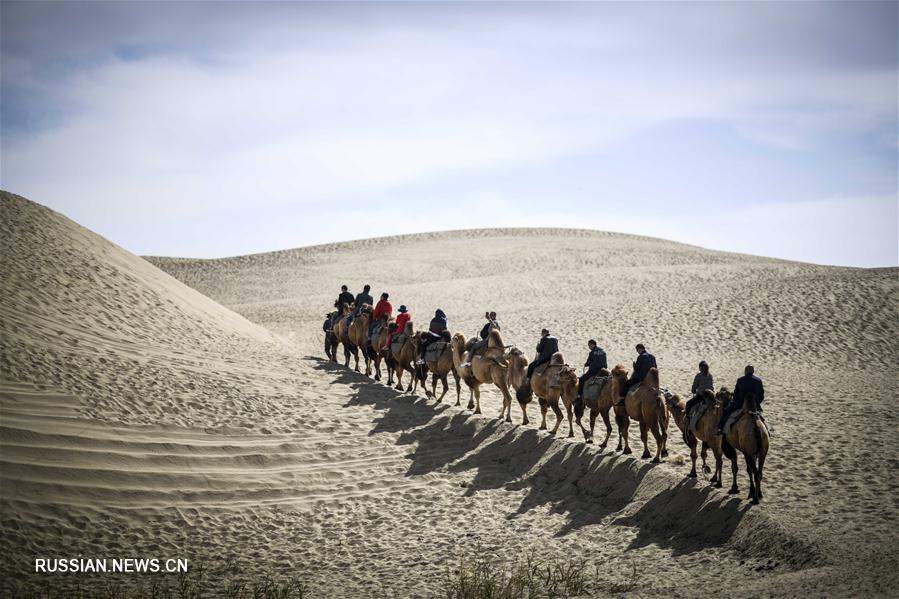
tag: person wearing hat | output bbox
[616,343,657,404]
[387,304,411,349]
[370,292,393,336]
[684,361,714,420]
[717,365,765,435]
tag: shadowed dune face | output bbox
[2,191,898,596]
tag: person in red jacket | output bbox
[387,305,411,348]
[370,292,393,336]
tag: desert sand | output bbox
[2,190,898,597]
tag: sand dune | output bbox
[2,190,898,596]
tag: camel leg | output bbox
[549,399,563,435]
[565,400,575,438]
[452,368,461,407]
[639,422,651,459]
[650,419,663,463]
[467,386,475,411]
[519,398,529,426]
[343,342,351,367]
[584,409,598,444]
[497,384,513,423]
[688,436,698,477]
[538,398,548,430]
[713,445,723,488]
[660,422,669,458]
[406,366,414,392]
[598,408,611,449]
[701,441,711,475]
[617,412,632,454]
[756,448,765,502]
[353,346,361,373]
[472,386,481,414]
[744,453,758,503]
[436,373,449,403]
[394,364,404,391]
[727,456,739,495]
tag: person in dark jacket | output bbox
[467,311,501,361]
[617,344,657,403]
[717,365,765,434]
[347,284,374,328]
[574,339,608,418]
[323,312,335,360]
[418,309,449,364]
[684,361,714,419]
[525,329,559,381]
[336,285,355,311]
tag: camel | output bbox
[666,389,725,487]
[576,364,629,447]
[346,304,373,375]
[413,332,461,404]
[517,353,579,437]
[370,314,393,382]
[450,330,515,421]
[389,321,417,392]
[614,367,669,462]
[720,390,769,504]
[331,303,353,365]
[506,347,531,425]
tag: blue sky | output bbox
[2,1,896,266]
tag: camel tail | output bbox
[722,435,736,460]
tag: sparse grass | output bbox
[443,546,637,598]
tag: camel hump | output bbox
[550,352,565,365]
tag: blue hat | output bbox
[398,305,408,313]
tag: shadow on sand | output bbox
[307,356,815,565]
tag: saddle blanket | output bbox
[723,410,769,435]
[390,334,407,355]
[688,403,707,434]
[583,375,610,402]
[424,341,449,362]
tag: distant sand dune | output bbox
[3,190,898,596]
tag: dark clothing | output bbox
[479,319,501,340]
[526,335,559,377]
[323,317,334,359]
[337,291,355,309]
[718,374,765,431]
[584,347,608,372]
[354,292,374,309]
[620,350,657,397]
[429,310,448,335]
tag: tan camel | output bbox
[506,347,531,425]
[346,304,373,375]
[389,321,417,392]
[414,332,461,404]
[577,364,629,448]
[666,389,725,487]
[371,314,393,382]
[721,390,769,504]
[518,353,579,437]
[331,303,353,365]
[614,367,669,462]
[451,330,514,421]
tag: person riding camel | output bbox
[525,328,558,383]
[336,285,355,312]
[370,292,392,336]
[716,365,764,435]
[466,311,501,362]
[346,284,374,329]
[418,309,448,364]
[684,360,714,420]
[616,343,656,405]
[386,305,411,349]
[574,339,607,418]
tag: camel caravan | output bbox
[323,285,770,504]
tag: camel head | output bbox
[665,392,684,411]
[716,387,732,406]
[359,303,373,316]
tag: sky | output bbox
[1,1,897,267]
